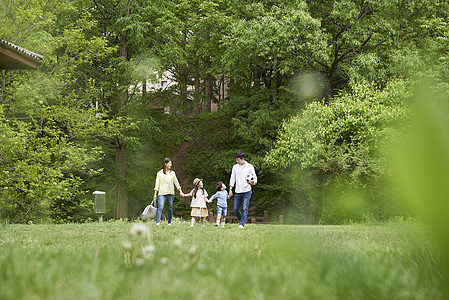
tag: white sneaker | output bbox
[156,223,160,226]
[221,224,225,228]
[239,225,244,229]
[167,223,171,226]
[190,224,194,227]
[201,224,205,227]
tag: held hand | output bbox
[180,191,186,197]
[229,190,233,197]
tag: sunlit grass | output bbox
[0,220,447,299]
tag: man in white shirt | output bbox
[229,152,257,228]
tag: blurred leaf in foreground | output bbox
[393,81,449,272]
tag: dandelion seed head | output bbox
[129,223,149,238]
[143,245,155,259]
[173,239,182,247]
[123,241,132,250]
[144,244,155,253]
[136,258,144,266]
[188,245,197,256]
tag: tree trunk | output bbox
[326,61,338,105]
[1,70,5,104]
[204,57,212,113]
[178,29,189,111]
[142,78,147,98]
[114,137,128,219]
[274,53,281,98]
[228,78,235,97]
[179,67,188,110]
[114,32,129,219]
[253,66,260,91]
[275,71,282,96]
[194,60,201,114]
[203,56,214,112]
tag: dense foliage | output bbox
[0,106,105,223]
[1,0,449,223]
[265,80,412,223]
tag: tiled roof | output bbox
[0,39,44,61]
[0,39,44,70]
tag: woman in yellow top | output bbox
[153,158,186,225]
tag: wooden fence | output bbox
[175,210,284,224]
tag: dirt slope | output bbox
[171,140,193,200]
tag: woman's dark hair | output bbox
[163,157,171,174]
[215,181,224,191]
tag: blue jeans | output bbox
[234,191,251,226]
[156,194,174,223]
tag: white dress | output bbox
[190,188,209,217]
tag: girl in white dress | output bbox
[186,178,211,227]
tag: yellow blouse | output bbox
[154,170,181,195]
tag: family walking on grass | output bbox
[151,152,257,228]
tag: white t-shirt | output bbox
[229,161,257,193]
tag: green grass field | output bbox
[0,220,447,299]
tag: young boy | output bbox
[209,181,229,227]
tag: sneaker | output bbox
[221,224,225,228]
[201,224,205,227]
[239,225,244,229]
[156,223,160,226]
[190,224,194,227]
[214,223,219,226]
[167,223,171,226]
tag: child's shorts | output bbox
[217,205,227,216]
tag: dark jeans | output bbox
[233,191,251,226]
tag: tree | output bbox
[145,0,230,113]
[305,0,448,100]
[0,0,129,222]
[265,79,412,223]
[86,0,157,219]
[218,0,447,102]
[220,1,327,98]
[0,105,106,223]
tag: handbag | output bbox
[141,199,157,220]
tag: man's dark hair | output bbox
[215,181,224,191]
[235,152,245,159]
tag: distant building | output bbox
[131,70,229,114]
